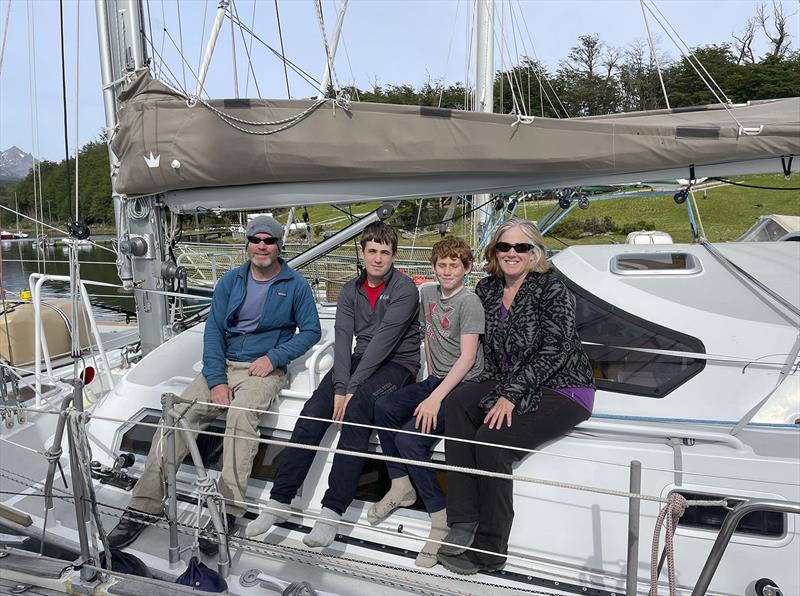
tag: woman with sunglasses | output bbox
[437,217,594,575]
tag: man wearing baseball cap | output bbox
[108,215,321,555]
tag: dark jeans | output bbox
[270,358,413,516]
[374,375,449,514]
[445,381,590,566]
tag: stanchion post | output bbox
[626,460,642,596]
[163,392,180,567]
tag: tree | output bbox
[756,1,793,60]
[556,34,620,116]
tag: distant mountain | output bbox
[0,146,36,181]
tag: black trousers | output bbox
[270,358,413,515]
[444,380,590,565]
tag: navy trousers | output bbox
[374,375,448,514]
[270,358,413,515]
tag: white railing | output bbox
[28,274,116,398]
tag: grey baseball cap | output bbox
[246,215,284,245]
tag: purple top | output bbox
[500,303,594,413]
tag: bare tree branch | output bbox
[732,17,756,64]
[756,0,793,59]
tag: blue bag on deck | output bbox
[99,548,152,578]
[175,556,228,593]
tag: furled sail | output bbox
[112,71,799,211]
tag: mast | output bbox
[473,0,494,245]
[95,0,169,354]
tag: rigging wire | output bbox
[0,0,11,76]
[229,0,261,98]
[646,0,732,106]
[229,0,239,98]
[313,0,339,95]
[225,9,321,91]
[274,0,291,98]
[175,0,188,90]
[638,0,670,109]
[641,1,747,132]
[58,0,72,223]
[708,177,800,191]
[196,0,209,76]
[339,32,359,101]
[73,0,80,220]
[145,0,157,75]
[26,0,44,274]
[243,0,257,97]
[512,0,569,118]
[158,0,167,80]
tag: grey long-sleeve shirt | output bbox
[333,266,421,396]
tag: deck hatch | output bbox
[610,252,702,276]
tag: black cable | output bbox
[274,0,291,99]
[408,195,497,229]
[708,177,799,191]
[58,0,72,222]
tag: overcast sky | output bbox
[1,0,797,161]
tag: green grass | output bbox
[498,172,800,248]
[283,172,799,249]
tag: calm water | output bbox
[1,237,134,322]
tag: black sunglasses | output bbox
[247,235,279,245]
[495,242,535,254]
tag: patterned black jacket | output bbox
[475,271,594,415]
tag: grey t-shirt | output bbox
[234,271,277,332]
[419,284,485,381]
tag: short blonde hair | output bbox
[483,218,549,277]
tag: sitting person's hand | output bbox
[484,396,514,429]
[248,355,273,377]
[414,396,441,434]
[210,384,232,407]
[332,393,353,424]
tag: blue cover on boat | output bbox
[176,556,228,593]
[100,549,153,578]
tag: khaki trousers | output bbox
[128,361,285,517]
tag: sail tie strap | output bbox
[649,492,688,596]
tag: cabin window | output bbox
[118,412,435,511]
[671,491,785,538]
[558,275,706,397]
[610,252,702,275]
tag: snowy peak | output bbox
[0,146,36,181]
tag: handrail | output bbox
[306,340,335,392]
[691,498,800,595]
[28,274,115,398]
[578,420,746,452]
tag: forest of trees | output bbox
[1,3,797,226]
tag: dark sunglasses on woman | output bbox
[495,242,535,254]
[247,236,279,245]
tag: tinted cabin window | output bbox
[558,275,706,397]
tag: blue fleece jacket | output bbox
[202,259,321,389]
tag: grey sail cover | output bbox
[112,71,799,208]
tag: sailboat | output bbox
[0,1,797,595]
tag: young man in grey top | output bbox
[246,221,420,547]
[370,236,485,566]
